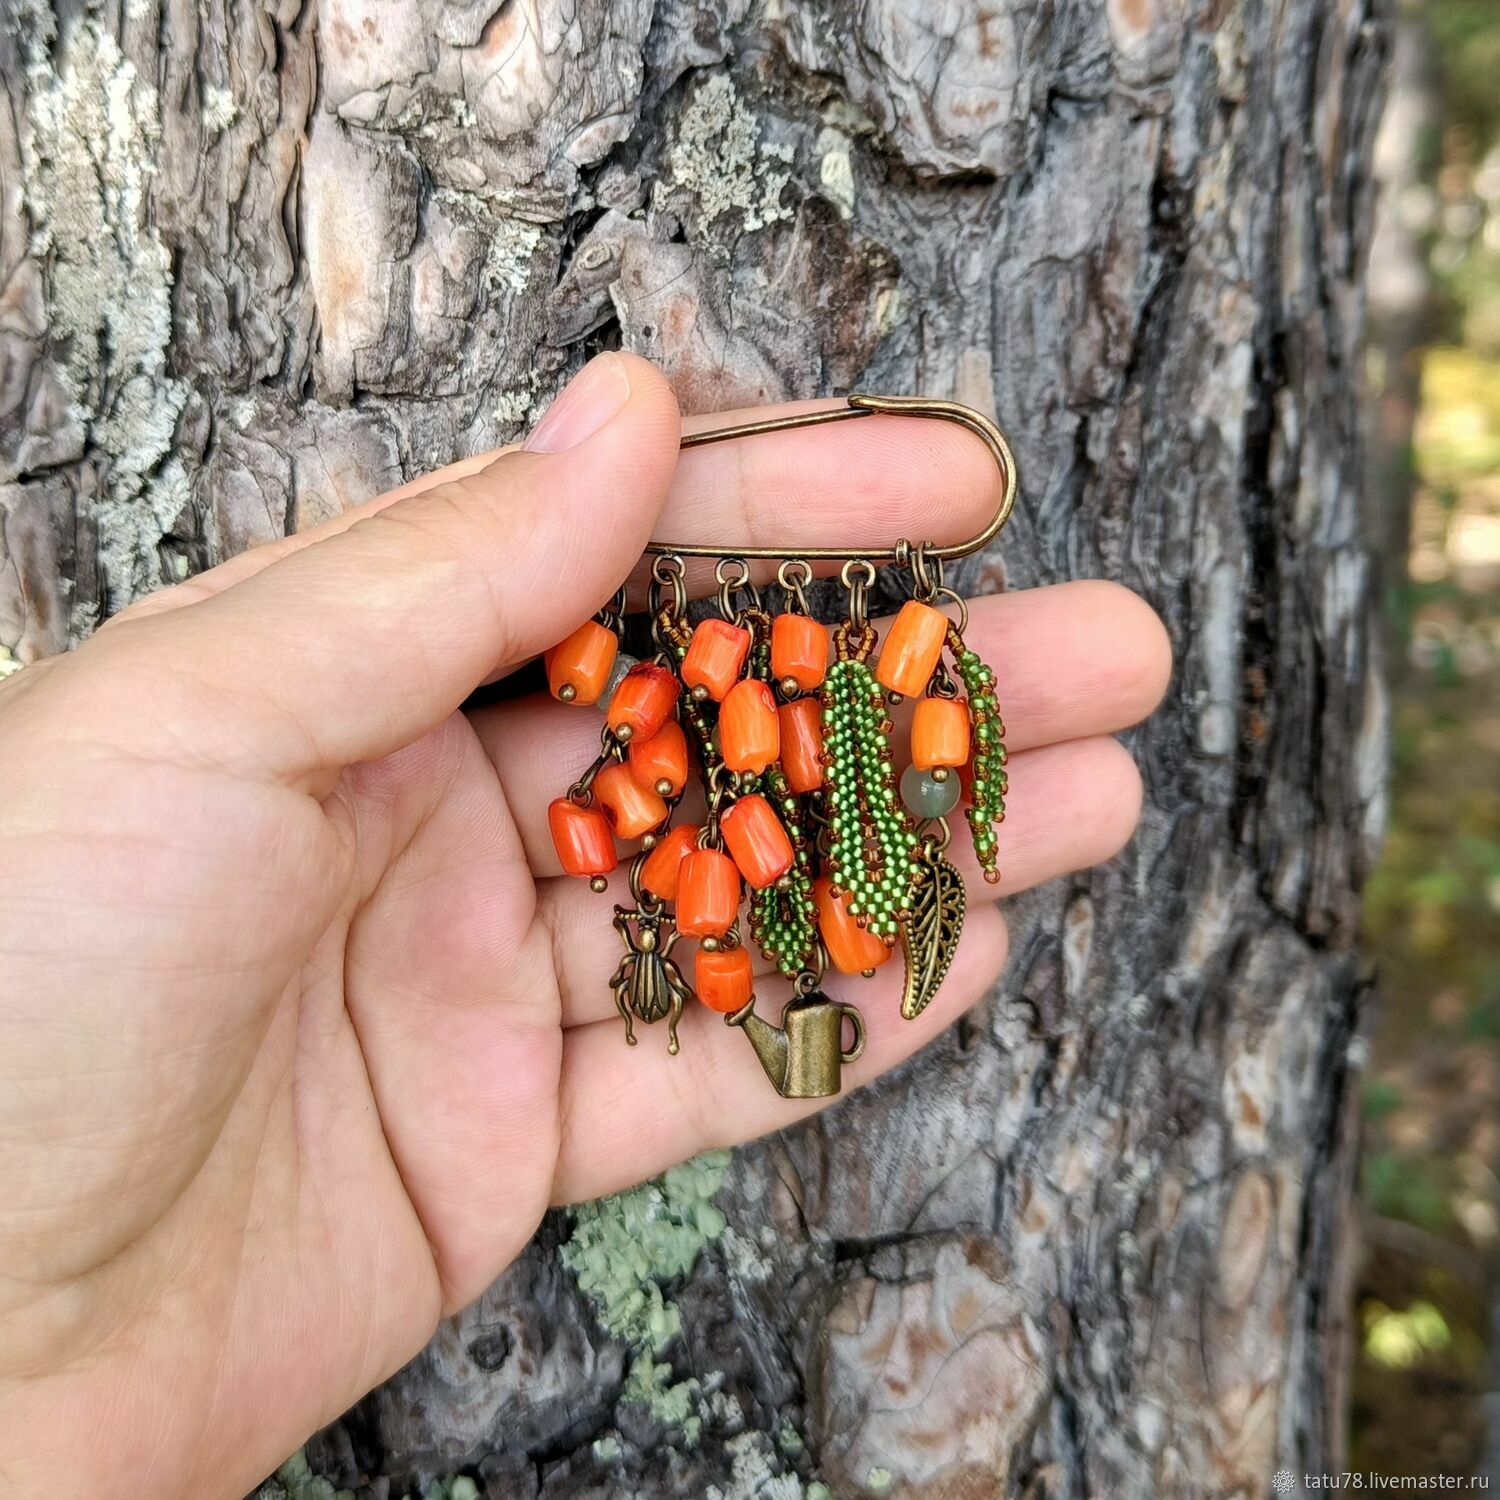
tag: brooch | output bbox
[544,395,1016,1098]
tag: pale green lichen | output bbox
[434,186,544,298]
[423,1479,479,1500]
[563,1156,834,1489]
[256,1449,355,1500]
[258,1451,477,1500]
[720,1224,773,1284]
[866,1466,894,1495]
[19,16,189,608]
[0,645,23,680]
[202,84,237,134]
[562,1151,730,1430]
[661,76,793,233]
[705,1432,829,1500]
[492,374,540,431]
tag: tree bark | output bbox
[0,1,1389,1496]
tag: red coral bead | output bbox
[721,794,794,889]
[605,662,680,742]
[695,945,754,1013]
[770,613,829,692]
[548,799,617,879]
[681,618,751,701]
[676,849,741,938]
[720,679,779,774]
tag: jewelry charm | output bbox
[540,393,1018,1099]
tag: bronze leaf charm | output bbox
[900,849,967,1020]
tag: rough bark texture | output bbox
[0,1,1389,1496]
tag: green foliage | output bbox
[1429,0,1500,152]
[1363,1299,1454,1370]
[1416,348,1500,484]
[1363,1150,1455,1234]
[1362,1078,1404,1122]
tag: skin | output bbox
[0,355,1171,1497]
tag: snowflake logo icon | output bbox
[1272,1471,1296,1495]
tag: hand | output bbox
[0,355,1170,1497]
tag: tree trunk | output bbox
[0,2,1390,1496]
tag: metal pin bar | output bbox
[653,394,1019,564]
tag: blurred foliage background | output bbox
[1354,0,1500,1477]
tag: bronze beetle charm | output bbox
[609,904,692,1055]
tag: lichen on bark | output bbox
[17,14,187,608]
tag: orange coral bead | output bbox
[681,618,751,701]
[605,662,680,742]
[695,945,754,1013]
[720,679,780,774]
[777,697,825,794]
[911,697,971,770]
[629,719,690,798]
[548,798,617,879]
[721,794,794,889]
[770,614,829,692]
[874,600,949,698]
[593,761,668,840]
[814,876,894,974]
[676,849,741,937]
[640,823,700,902]
[545,619,617,704]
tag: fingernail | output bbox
[524,354,632,453]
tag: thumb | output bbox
[94,354,681,785]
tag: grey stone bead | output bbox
[597,651,638,710]
[900,764,961,819]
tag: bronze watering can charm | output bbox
[727,991,866,1099]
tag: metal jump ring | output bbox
[776,558,814,615]
[715,556,760,620]
[795,941,828,993]
[649,553,688,622]
[840,558,875,635]
[932,584,969,635]
[910,543,943,601]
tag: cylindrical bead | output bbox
[720,679,779,774]
[681,618,751,701]
[721,794,794,889]
[911,696,971,769]
[548,798,617,879]
[777,697,825,794]
[814,876,893,973]
[695,945,754,1013]
[874,600,948,697]
[593,761,668,840]
[770,614,829,691]
[545,620,617,704]
[676,849,742,937]
[640,823,701,902]
[629,719,690,797]
[605,662,680,742]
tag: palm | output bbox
[0,361,1169,1499]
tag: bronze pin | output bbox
[652,394,1019,563]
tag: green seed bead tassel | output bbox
[947,623,1008,884]
[821,631,919,939]
[748,768,818,975]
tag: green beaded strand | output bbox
[821,656,919,939]
[947,624,1008,883]
[746,768,818,975]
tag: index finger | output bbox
[119,396,1007,620]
